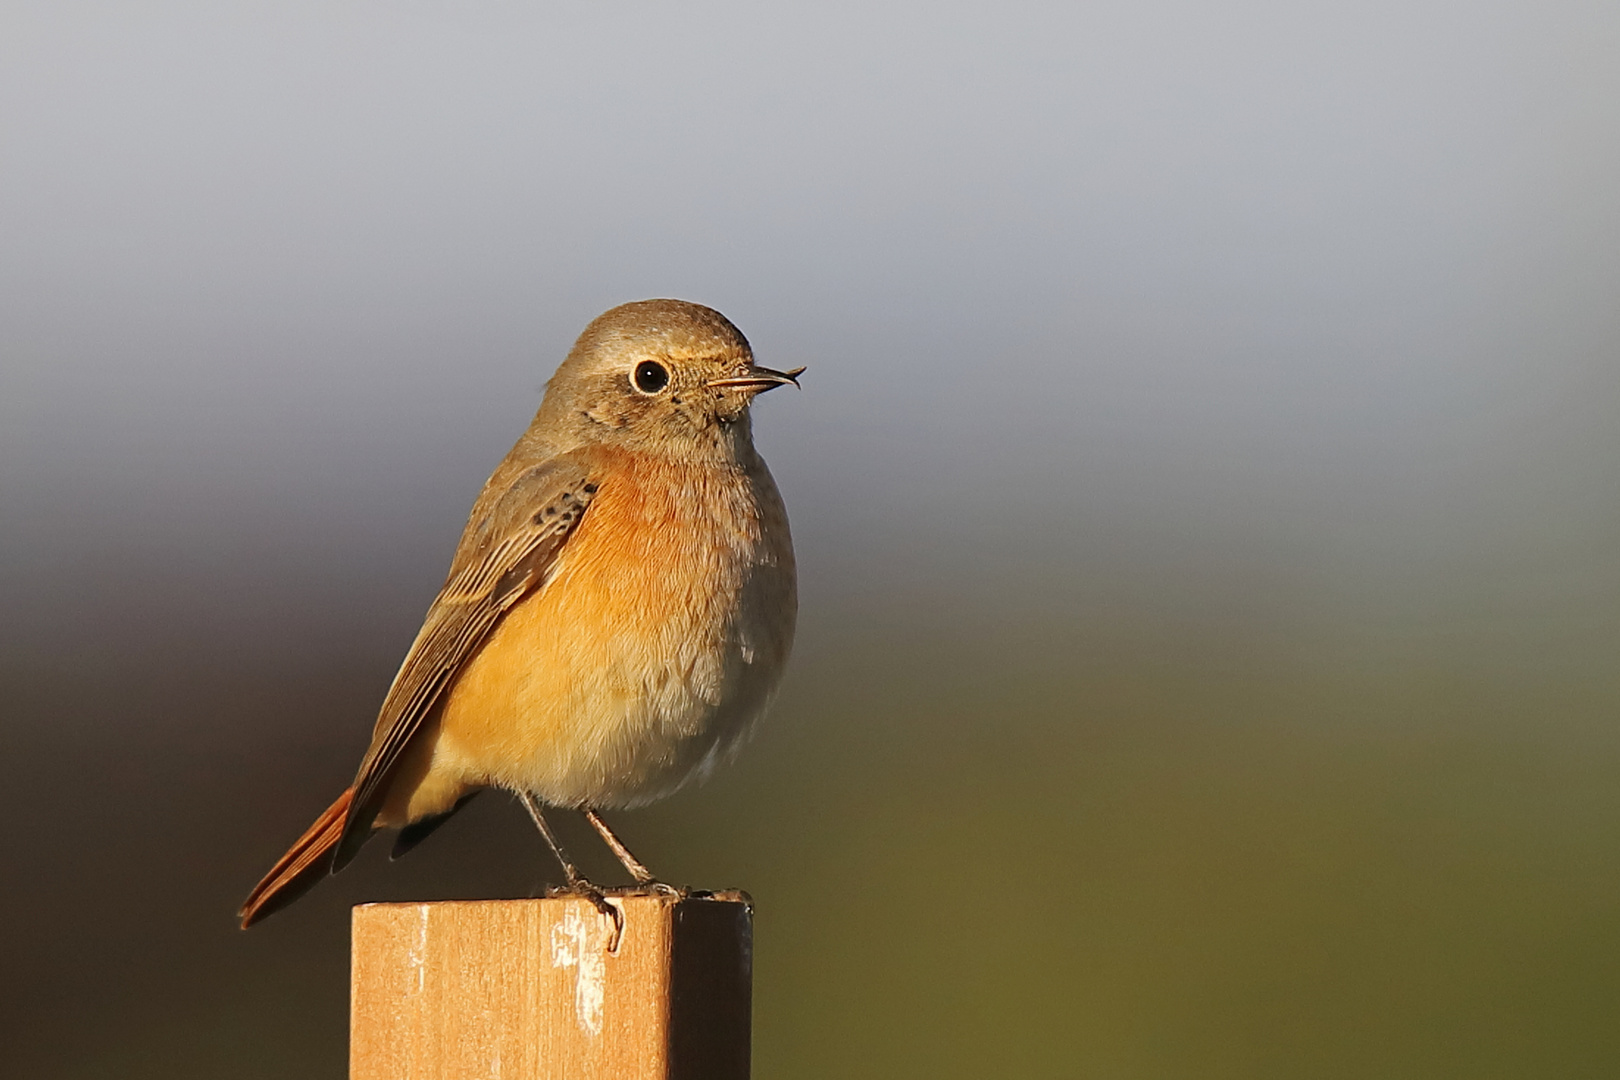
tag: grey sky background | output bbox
[3,0,1618,679]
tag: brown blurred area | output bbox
[5,2,1620,1077]
[7,484,1620,1078]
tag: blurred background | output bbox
[3,1,1619,1076]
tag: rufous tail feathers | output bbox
[239,787,355,929]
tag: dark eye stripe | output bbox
[633,360,670,394]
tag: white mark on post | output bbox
[408,905,429,994]
[549,903,616,1036]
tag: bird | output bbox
[239,299,800,928]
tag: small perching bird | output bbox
[240,300,800,928]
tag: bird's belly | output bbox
[427,469,794,808]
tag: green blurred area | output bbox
[5,570,1619,1078]
[743,604,1620,1079]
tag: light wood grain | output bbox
[351,893,751,1080]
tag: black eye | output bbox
[632,360,670,394]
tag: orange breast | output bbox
[412,447,795,812]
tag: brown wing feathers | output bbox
[238,458,598,925]
[335,469,596,867]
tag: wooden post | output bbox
[350,892,752,1080]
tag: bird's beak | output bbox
[706,364,805,394]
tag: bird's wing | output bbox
[333,451,601,868]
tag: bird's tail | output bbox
[239,787,355,929]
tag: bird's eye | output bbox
[632,360,670,394]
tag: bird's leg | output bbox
[583,809,679,895]
[518,793,622,942]
[518,791,585,883]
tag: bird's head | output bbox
[533,299,801,462]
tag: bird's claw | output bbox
[641,880,684,898]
